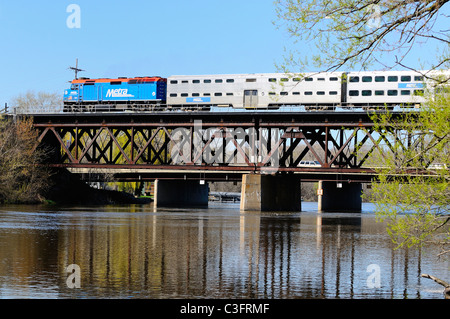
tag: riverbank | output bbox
[44,168,152,205]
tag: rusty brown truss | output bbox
[29,111,422,181]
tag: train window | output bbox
[349,90,359,96]
[226,93,234,96]
[317,91,325,95]
[84,83,94,85]
[401,90,410,95]
[203,93,211,96]
[170,80,178,84]
[401,76,411,82]
[293,78,301,82]
[362,90,372,96]
[305,78,313,81]
[304,91,313,95]
[329,91,338,95]
[226,79,234,83]
[280,78,289,82]
[387,90,398,96]
[214,93,223,96]
[413,89,424,95]
[192,93,200,97]
[111,81,122,85]
[375,76,385,82]
[215,79,223,83]
[293,92,301,95]
[388,76,398,82]
[280,92,288,95]
[375,90,384,96]
[170,93,177,97]
[182,80,188,84]
[318,78,325,81]
[204,79,211,83]
[246,79,256,82]
[329,77,338,81]
[349,76,359,82]
[414,76,424,81]
[181,93,188,97]
[362,76,372,82]
[128,80,138,84]
[268,78,277,82]
[193,80,200,84]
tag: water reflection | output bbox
[0,203,447,299]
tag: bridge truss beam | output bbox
[30,112,421,182]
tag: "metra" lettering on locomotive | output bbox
[105,89,134,98]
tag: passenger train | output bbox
[62,70,449,112]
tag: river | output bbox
[0,202,447,299]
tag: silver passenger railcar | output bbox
[167,73,343,110]
[345,70,427,107]
[167,70,448,111]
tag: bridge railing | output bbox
[5,102,423,115]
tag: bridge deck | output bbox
[31,111,400,126]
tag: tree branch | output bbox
[421,273,449,287]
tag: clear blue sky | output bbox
[0,0,287,105]
[0,0,445,106]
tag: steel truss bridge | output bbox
[30,111,426,183]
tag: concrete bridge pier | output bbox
[317,181,362,212]
[154,179,209,208]
[240,174,301,211]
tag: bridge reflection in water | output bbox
[0,203,446,299]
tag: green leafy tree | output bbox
[369,94,449,254]
[275,0,449,75]
[274,0,449,297]
[368,93,449,298]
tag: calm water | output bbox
[0,202,447,299]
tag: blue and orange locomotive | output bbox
[63,76,167,111]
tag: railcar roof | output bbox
[72,76,166,84]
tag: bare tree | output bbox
[0,118,51,203]
[12,91,63,114]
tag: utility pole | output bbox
[68,58,84,79]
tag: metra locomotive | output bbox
[63,70,448,112]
